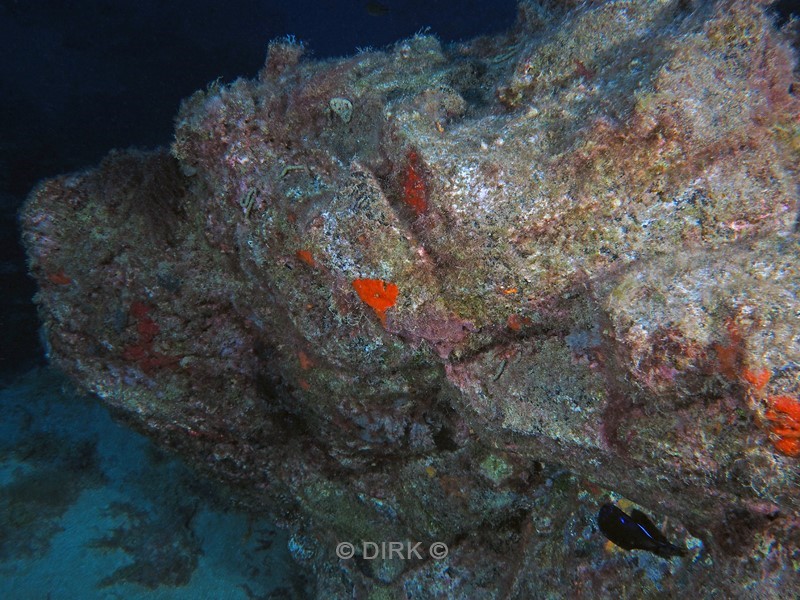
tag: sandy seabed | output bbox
[0,368,311,599]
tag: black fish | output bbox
[597,504,686,558]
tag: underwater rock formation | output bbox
[22,0,800,596]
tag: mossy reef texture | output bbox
[21,0,800,596]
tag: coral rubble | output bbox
[21,1,800,596]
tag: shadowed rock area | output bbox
[21,0,800,596]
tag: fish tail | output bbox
[656,542,686,558]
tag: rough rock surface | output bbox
[21,0,800,596]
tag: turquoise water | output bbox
[0,368,311,599]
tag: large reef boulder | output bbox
[21,0,800,596]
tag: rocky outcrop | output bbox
[22,1,800,596]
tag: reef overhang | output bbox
[21,0,800,595]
